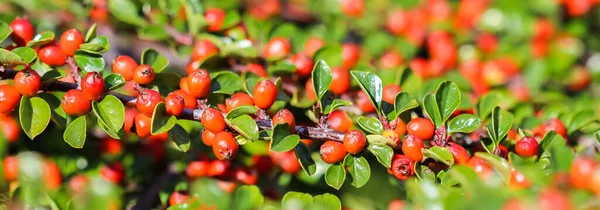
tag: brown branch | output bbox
[1,68,345,141]
[66,57,81,86]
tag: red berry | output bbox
[39,45,67,66]
[172,90,197,109]
[538,189,573,210]
[225,92,254,111]
[291,54,314,77]
[394,119,407,136]
[0,85,21,114]
[134,113,152,138]
[328,110,353,132]
[570,158,597,189]
[100,137,123,155]
[68,175,89,193]
[185,60,201,74]
[356,90,376,113]
[124,108,137,134]
[246,63,267,77]
[205,8,225,32]
[100,163,124,184]
[263,37,291,61]
[208,160,231,177]
[112,55,138,81]
[515,137,539,158]
[13,70,41,97]
[135,89,161,116]
[212,131,239,160]
[164,93,184,116]
[81,72,105,101]
[278,151,302,174]
[402,134,424,162]
[234,166,258,185]
[253,80,278,110]
[9,17,34,46]
[390,154,414,180]
[201,108,226,133]
[341,43,360,70]
[186,160,209,178]
[59,28,84,56]
[446,142,470,164]
[304,36,325,57]
[407,118,435,140]
[320,141,347,164]
[476,33,498,54]
[2,156,18,181]
[187,69,211,98]
[340,0,364,17]
[272,109,296,133]
[133,64,155,85]
[544,118,567,138]
[330,68,350,95]
[169,191,189,206]
[383,129,401,146]
[44,160,62,190]
[1,117,20,143]
[388,199,406,210]
[509,168,531,189]
[191,40,219,61]
[305,79,316,100]
[386,10,409,36]
[62,89,91,116]
[343,130,366,155]
[201,129,217,146]
[379,50,404,69]
[382,84,401,105]
[468,156,493,179]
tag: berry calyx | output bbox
[9,17,34,46]
[134,113,152,138]
[133,64,155,85]
[515,136,539,158]
[112,55,138,81]
[272,109,296,133]
[263,37,291,61]
[225,92,254,111]
[61,89,91,116]
[59,28,84,56]
[253,80,278,110]
[39,45,67,66]
[320,141,347,164]
[402,134,424,162]
[212,132,239,160]
[0,85,21,114]
[201,108,226,133]
[164,93,184,116]
[81,72,106,101]
[187,69,211,98]
[343,130,367,155]
[13,69,41,97]
[407,118,435,140]
[135,89,162,116]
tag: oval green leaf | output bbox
[313,193,342,210]
[63,116,87,148]
[435,81,461,124]
[232,185,264,210]
[294,142,317,176]
[26,31,55,48]
[226,105,258,119]
[227,115,259,142]
[325,163,346,190]
[486,106,513,144]
[141,48,169,73]
[108,0,147,26]
[0,48,25,66]
[0,22,11,42]
[367,144,393,168]
[394,92,419,118]
[270,123,300,152]
[104,73,126,91]
[92,95,125,136]
[312,60,332,103]
[74,50,105,72]
[351,71,383,114]
[423,146,454,166]
[422,94,442,128]
[85,23,97,42]
[210,71,243,95]
[12,47,37,64]
[356,116,383,134]
[19,96,51,139]
[344,155,370,188]
[447,114,481,134]
[151,102,178,135]
[168,124,191,152]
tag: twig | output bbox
[165,25,193,46]
[66,57,81,86]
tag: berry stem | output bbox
[66,57,82,86]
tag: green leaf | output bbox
[294,142,317,176]
[486,106,514,144]
[270,123,300,152]
[210,71,243,95]
[548,146,574,172]
[267,61,296,75]
[325,163,346,190]
[141,48,169,73]
[475,152,511,183]
[476,93,499,121]
[12,47,37,64]
[282,192,313,209]
[324,99,352,114]
[313,45,342,67]
[40,70,67,81]
[151,102,177,135]
[566,109,595,134]
[435,81,461,125]
[414,163,435,181]
[242,72,260,97]
[19,96,51,139]
[394,92,419,118]
[232,185,263,210]
[97,119,124,139]
[168,124,190,152]
[104,74,126,91]
[85,23,97,42]
[423,146,454,166]
[74,50,105,72]
[313,194,342,210]
[367,144,393,168]
[422,94,442,128]
[366,134,396,147]
[108,0,147,26]
[226,105,258,119]
[0,48,25,66]
[227,115,259,142]
[356,116,383,134]
[539,131,558,153]
[138,25,170,41]
[63,116,87,148]
[344,155,370,188]
[0,22,12,42]
[269,23,297,40]
[92,95,125,137]
[221,10,241,30]
[26,31,55,48]
[36,93,67,129]
[351,71,383,114]
[312,60,333,107]
[79,36,110,53]
[447,114,481,134]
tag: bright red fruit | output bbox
[169,191,189,206]
[205,8,225,32]
[342,43,360,70]
[136,89,162,116]
[320,141,347,164]
[304,36,325,57]
[402,134,424,162]
[59,28,84,56]
[272,109,296,133]
[191,40,219,62]
[390,154,414,180]
[263,37,291,61]
[0,85,21,114]
[226,92,254,111]
[3,156,18,181]
[100,163,124,184]
[212,131,239,160]
[515,137,539,158]
[13,70,41,97]
[382,84,401,104]
[570,158,597,189]
[340,0,364,17]
[407,118,435,140]
[1,117,20,143]
[172,90,197,109]
[291,54,314,77]
[208,160,231,177]
[164,93,184,116]
[112,55,138,81]
[134,113,152,138]
[253,80,278,110]
[133,64,155,85]
[330,68,350,95]
[81,72,105,101]
[39,45,67,66]
[186,160,209,178]
[62,89,91,116]
[343,130,366,155]
[446,142,470,164]
[187,69,211,98]
[9,17,34,46]
[356,90,376,113]
[201,108,226,133]
[328,110,353,132]
[201,129,217,146]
